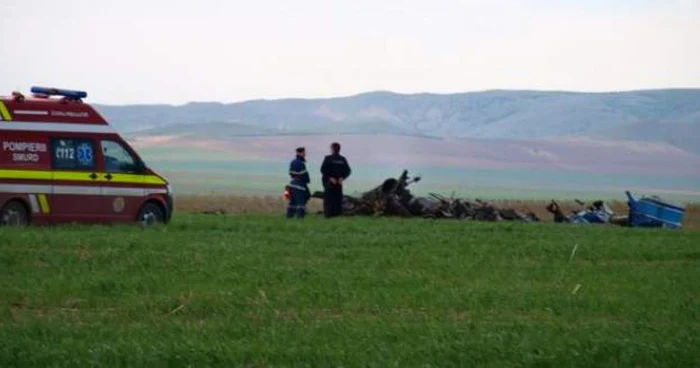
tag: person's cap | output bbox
[296,147,305,153]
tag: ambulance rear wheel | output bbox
[138,202,165,227]
[1,200,30,227]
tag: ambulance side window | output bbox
[101,140,137,173]
[51,138,96,170]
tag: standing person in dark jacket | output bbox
[287,147,310,219]
[320,142,351,218]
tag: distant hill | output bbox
[96,89,700,153]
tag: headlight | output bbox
[166,184,173,194]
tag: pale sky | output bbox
[1,0,699,104]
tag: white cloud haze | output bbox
[1,0,699,104]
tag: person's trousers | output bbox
[323,184,343,218]
[286,187,308,218]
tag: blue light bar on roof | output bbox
[30,86,87,99]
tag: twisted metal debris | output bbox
[311,170,541,222]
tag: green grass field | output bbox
[2,215,700,366]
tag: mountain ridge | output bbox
[95,89,700,154]
[97,88,700,107]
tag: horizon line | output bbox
[89,87,700,107]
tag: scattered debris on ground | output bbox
[312,170,541,222]
[546,199,628,226]
[545,192,686,229]
[310,169,687,229]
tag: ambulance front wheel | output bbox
[138,201,165,227]
[1,200,30,227]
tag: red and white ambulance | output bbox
[0,87,173,226]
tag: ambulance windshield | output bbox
[102,140,139,173]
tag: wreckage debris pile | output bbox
[311,169,687,229]
[311,170,541,222]
[545,199,628,226]
[546,192,687,228]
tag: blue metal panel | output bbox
[626,191,685,229]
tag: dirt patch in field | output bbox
[175,195,315,214]
[174,195,700,230]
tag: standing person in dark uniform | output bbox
[320,142,351,218]
[287,147,310,219]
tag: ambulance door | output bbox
[49,137,101,221]
[97,139,146,221]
